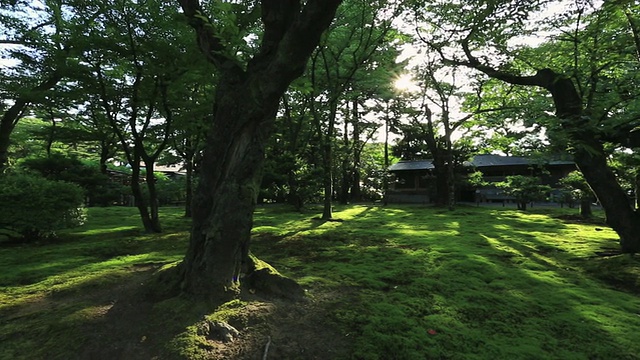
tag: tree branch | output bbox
[264,0,342,93]
[438,37,584,119]
[178,0,243,71]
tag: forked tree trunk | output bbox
[129,149,162,233]
[177,0,342,297]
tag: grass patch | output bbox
[252,204,640,359]
[0,206,191,360]
[1,204,639,359]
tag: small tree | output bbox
[0,173,86,241]
[497,175,551,211]
[559,171,594,218]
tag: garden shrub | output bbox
[20,155,123,206]
[0,172,86,241]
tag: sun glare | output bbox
[394,74,418,92]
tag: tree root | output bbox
[244,255,305,301]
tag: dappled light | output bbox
[2,205,640,358]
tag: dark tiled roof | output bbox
[388,154,574,171]
[470,154,530,167]
[388,160,434,171]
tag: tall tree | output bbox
[420,0,640,252]
[308,0,397,219]
[177,0,342,297]
[79,0,193,232]
[0,1,91,170]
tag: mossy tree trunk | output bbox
[177,0,342,297]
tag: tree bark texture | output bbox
[180,86,271,295]
[178,0,342,296]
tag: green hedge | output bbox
[0,173,86,241]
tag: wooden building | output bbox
[386,154,576,204]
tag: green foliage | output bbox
[150,172,187,206]
[496,175,551,210]
[558,170,593,204]
[0,172,86,241]
[466,170,487,187]
[19,154,125,206]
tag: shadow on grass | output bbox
[251,204,640,359]
[0,207,193,360]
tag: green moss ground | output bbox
[1,204,639,359]
[251,205,640,359]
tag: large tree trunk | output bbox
[179,82,273,296]
[573,142,639,252]
[177,0,342,297]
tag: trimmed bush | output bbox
[0,173,86,241]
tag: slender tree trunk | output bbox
[383,102,390,206]
[350,99,362,202]
[339,113,350,205]
[129,147,162,233]
[635,170,640,210]
[46,109,56,158]
[144,161,162,232]
[99,139,110,174]
[518,201,527,211]
[446,151,456,211]
[287,169,303,211]
[433,154,448,207]
[184,154,194,218]
[321,142,334,219]
[321,102,338,219]
[340,159,350,205]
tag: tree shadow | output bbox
[251,205,640,358]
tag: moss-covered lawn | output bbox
[251,205,640,359]
[1,204,639,359]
